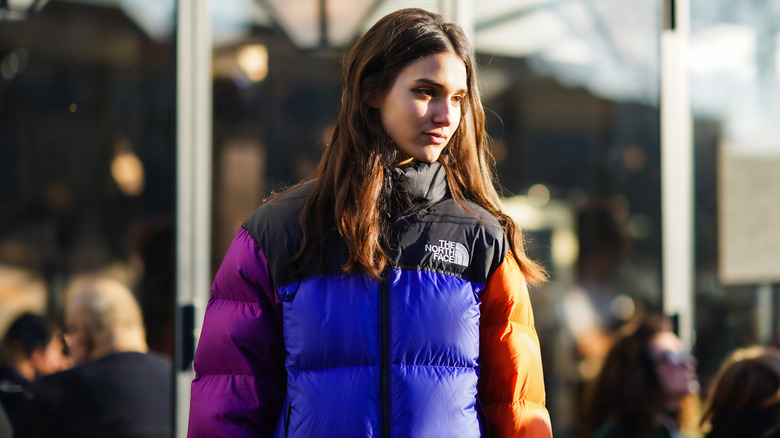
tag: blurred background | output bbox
[1,0,778,436]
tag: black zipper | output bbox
[380,269,390,438]
[380,166,394,438]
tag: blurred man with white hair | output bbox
[15,278,171,438]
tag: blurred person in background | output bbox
[582,314,701,438]
[699,346,780,438]
[15,278,171,438]
[0,313,69,428]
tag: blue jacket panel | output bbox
[277,268,484,437]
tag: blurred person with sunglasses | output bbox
[582,314,701,438]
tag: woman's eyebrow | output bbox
[413,78,467,94]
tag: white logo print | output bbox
[425,239,470,267]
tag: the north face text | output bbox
[425,239,470,267]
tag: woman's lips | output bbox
[424,132,446,144]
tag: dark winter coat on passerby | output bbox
[0,402,12,438]
[14,351,171,438]
[594,416,680,438]
[0,365,27,427]
[705,407,780,438]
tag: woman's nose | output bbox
[432,101,456,126]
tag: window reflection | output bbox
[474,0,660,104]
[0,0,176,358]
[690,0,780,392]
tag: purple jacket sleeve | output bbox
[188,227,286,437]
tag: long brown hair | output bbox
[700,346,780,428]
[582,314,677,436]
[290,8,545,282]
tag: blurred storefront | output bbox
[0,0,778,436]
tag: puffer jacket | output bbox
[188,161,551,437]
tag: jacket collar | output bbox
[388,160,449,214]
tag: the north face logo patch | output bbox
[424,239,470,267]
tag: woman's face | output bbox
[648,331,699,406]
[32,334,70,376]
[375,51,467,163]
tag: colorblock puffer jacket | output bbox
[188,161,552,437]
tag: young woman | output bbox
[582,314,700,438]
[188,8,551,437]
[700,346,780,438]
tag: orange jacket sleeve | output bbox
[479,252,552,437]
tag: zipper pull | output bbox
[383,167,392,218]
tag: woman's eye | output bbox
[452,95,464,104]
[412,88,434,97]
